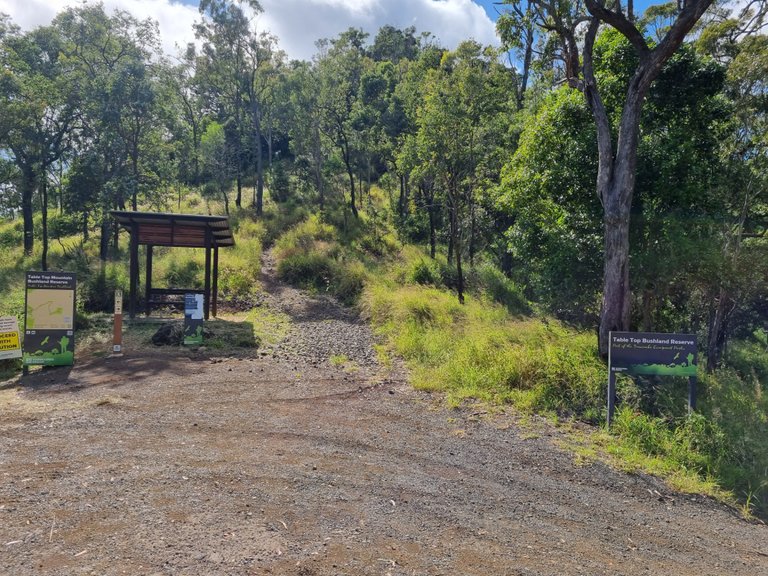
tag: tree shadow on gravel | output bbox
[10,354,188,395]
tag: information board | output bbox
[0,316,22,360]
[609,332,697,377]
[23,271,76,366]
[183,293,204,345]
[607,331,698,426]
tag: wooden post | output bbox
[145,244,153,317]
[113,289,123,356]
[203,227,211,320]
[212,245,219,318]
[129,221,139,319]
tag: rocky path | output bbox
[0,254,766,575]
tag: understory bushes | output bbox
[363,280,605,416]
[274,214,366,305]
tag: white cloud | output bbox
[0,0,499,61]
[258,0,499,60]
[0,0,199,56]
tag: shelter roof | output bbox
[111,210,234,248]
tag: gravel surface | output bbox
[0,255,766,576]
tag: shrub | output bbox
[274,214,336,257]
[475,263,530,315]
[81,262,129,312]
[334,263,366,305]
[408,258,441,286]
[164,256,203,288]
[277,251,335,292]
[48,212,82,239]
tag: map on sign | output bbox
[26,289,75,330]
[23,271,77,367]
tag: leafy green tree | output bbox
[694,20,768,369]
[195,0,264,209]
[200,121,236,214]
[413,42,514,303]
[497,0,716,355]
[243,30,284,213]
[316,28,370,218]
[498,88,601,321]
[55,3,162,259]
[0,20,76,267]
[284,60,329,206]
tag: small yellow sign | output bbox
[0,316,22,360]
[0,331,20,349]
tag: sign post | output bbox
[183,293,204,345]
[0,316,22,361]
[112,289,123,356]
[608,331,697,427]
[23,272,76,367]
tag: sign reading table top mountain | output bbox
[609,331,697,377]
[23,272,76,367]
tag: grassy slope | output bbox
[2,190,766,518]
[269,197,768,520]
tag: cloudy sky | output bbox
[0,0,503,60]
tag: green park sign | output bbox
[23,271,76,367]
[607,331,698,426]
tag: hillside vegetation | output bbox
[1,2,766,518]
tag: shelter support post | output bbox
[129,221,139,319]
[212,246,219,318]
[204,227,211,320]
[145,244,153,316]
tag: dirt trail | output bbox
[0,257,766,576]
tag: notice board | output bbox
[23,271,76,366]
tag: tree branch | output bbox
[584,0,650,59]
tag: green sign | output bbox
[183,293,204,345]
[610,332,697,377]
[23,272,76,366]
[607,331,698,426]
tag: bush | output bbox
[274,214,336,257]
[48,212,82,239]
[268,161,291,202]
[408,258,441,286]
[276,247,366,306]
[164,256,203,288]
[334,263,366,305]
[277,251,335,292]
[475,263,530,315]
[81,263,129,312]
[0,221,22,249]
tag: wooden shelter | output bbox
[112,211,234,320]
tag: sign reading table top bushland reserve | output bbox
[23,271,76,366]
[609,331,697,377]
